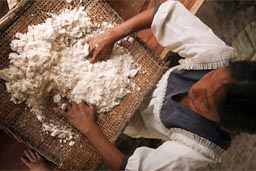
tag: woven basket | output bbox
[0,0,166,169]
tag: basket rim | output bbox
[0,0,166,169]
[0,0,34,34]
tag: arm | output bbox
[151,1,235,61]
[54,102,125,170]
[55,102,215,170]
[105,7,155,42]
[85,123,124,169]
[85,8,155,63]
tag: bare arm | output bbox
[54,102,125,170]
[86,8,155,63]
[108,7,155,42]
[85,123,124,169]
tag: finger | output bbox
[81,37,91,45]
[86,103,96,115]
[67,103,72,111]
[71,102,79,113]
[88,103,95,110]
[24,150,34,162]
[87,50,94,60]
[102,54,109,61]
[78,102,87,112]
[53,107,68,117]
[88,40,96,52]
[90,49,101,63]
[90,104,96,115]
[104,48,113,60]
[28,149,37,161]
[88,103,97,120]
[20,156,31,166]
[35,151,41,159]
[87,45,96,60]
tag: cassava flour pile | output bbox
[0,7,142,146]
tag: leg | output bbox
[20,149,51,171]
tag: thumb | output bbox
[90,49,101,64]
[81,37,91,45]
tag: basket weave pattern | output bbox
[0,0,165,169]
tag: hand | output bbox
[82,29,117,63]
[20,149,50,171]
[54,102,97,135]
[55,103,125,170]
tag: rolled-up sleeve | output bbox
[125,141,214,171]
[151,0,235,60]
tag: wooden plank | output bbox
[245,21,256,49]
[251,53,256,61]
[232,29,255,60]
[137,0,165,56]
[0,0,34,34]
[230,21,256,61]
[106,0,147,21]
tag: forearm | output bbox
[109,8,155,42]
[81,124,125,170]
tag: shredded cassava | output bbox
[0,7,142,146]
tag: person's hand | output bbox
[21,149,50,171]
[82,29,117,63]
[54,102,97,135]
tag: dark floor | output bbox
[0,130,27,170]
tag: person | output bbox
[21,0,256,170]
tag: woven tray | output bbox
[0,0,165,169]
